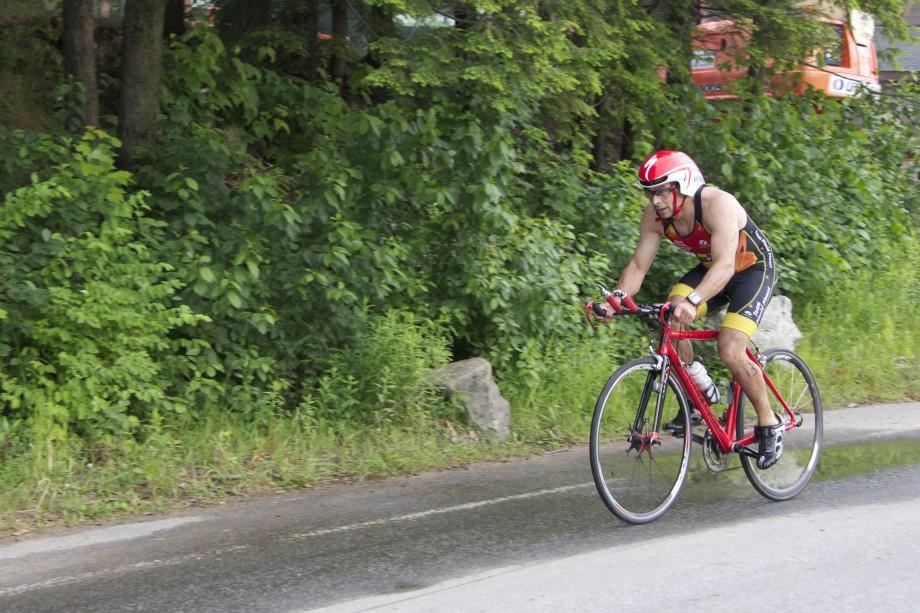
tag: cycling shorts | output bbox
[668,261,777,338]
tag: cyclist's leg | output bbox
[722,322,784,468]
[716,264,776,426]
[715,264,784,467]
[718,327,773,423]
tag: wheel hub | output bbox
[626,431,660,461]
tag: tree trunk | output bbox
[62,0,99,127]
[305,2,321,80]
[329,0,348,83]
[591,93,609,172]
[618,118,633,163]
[117,0,167,169]
[163,0,186,38]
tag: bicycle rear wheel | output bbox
[737,349,823,501]
[590,356,692,524]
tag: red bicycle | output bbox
[585,284,823,524]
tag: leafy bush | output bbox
[143,29,620,387]
[0,130,208,451]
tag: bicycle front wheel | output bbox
[590,356,692,524]
[737,349,823,501]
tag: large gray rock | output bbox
[753,295,803,351]
[435,358,511,441]
[703,295,802,351]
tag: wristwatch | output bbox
[686,290,703,307]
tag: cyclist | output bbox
[593,150,785,468]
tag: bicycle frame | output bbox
[652,308,796,457]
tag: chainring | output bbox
[701,428,732,473]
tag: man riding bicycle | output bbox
[593,150,785,469]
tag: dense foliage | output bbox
[0,1,917,466]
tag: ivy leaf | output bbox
[227,292,243,309]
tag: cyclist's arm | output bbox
[616,205,662,296]
[690,193,739,302]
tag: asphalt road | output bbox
[0,403,917,613]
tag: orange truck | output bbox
[690,6,880,99]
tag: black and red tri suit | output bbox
[665,186,776,337]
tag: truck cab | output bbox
[691,9,880,99]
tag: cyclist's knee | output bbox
[717,329,747,366]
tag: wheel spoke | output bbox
[791,385,810,413]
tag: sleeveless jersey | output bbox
[663,186,772,273]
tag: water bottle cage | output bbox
[688,362,720,404]
[701,383,721,405]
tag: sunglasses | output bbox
[644,186,675,199]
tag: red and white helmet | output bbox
[637,150,705,198]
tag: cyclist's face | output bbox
[645,184,677,216]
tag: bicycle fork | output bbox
[626,357,670,460]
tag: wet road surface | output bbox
[0,402,917,612]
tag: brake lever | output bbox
[595,283,611,298]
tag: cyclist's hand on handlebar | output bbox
[585,299,614,323]
[671,301,697,325]
[585,284,639,326]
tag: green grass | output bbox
[0,410,543,536]
[796,245,920,408]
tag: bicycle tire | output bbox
[737,349,823,501]
[590,356,692,524]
